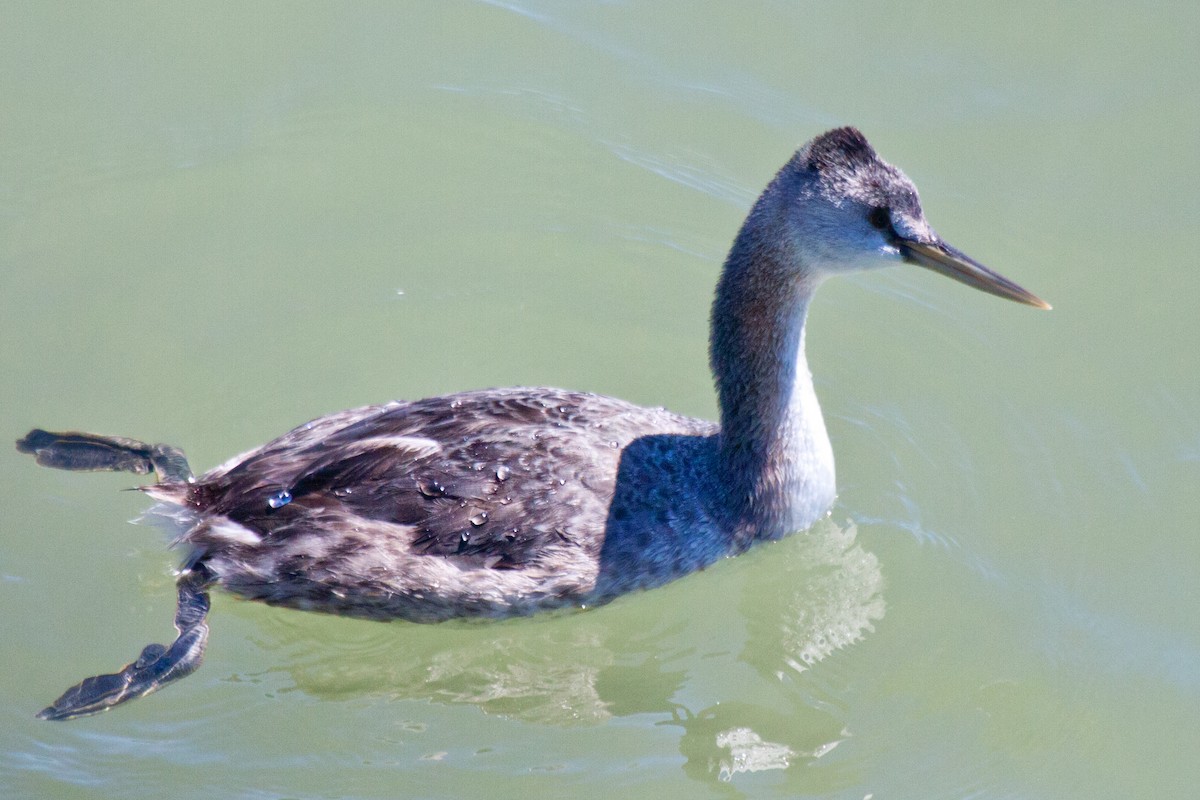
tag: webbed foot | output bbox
[16,429,192,483]
[38,571,211,720]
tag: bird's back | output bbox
[170,388,723,620]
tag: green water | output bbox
[2,3,1196,798]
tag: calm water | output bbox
[2,3,1197,798]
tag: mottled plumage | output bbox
[171,389,724,621]
[18,127,1048,719]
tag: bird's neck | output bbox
[709,224,835,539]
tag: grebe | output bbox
[18,127,1048,720]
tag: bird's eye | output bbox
[867,206,891,231]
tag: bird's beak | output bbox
[901,239,1051,310]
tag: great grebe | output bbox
[18,127,1048,720]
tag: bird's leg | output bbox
[38,568,212,721]
[16,428,193,483]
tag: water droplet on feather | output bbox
[418,479,445,498]
[267,490,292,509]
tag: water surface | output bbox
[2,3,1197,798]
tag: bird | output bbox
[17,127,1049,720]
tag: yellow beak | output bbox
[901,239,1051,310]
